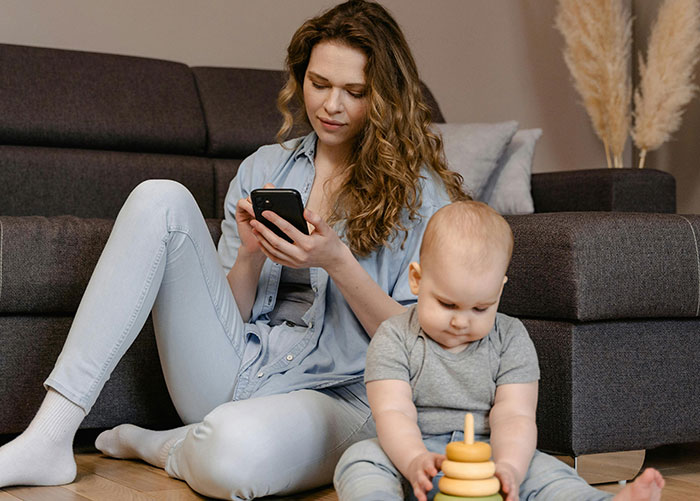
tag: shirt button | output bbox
[286,354,294,361]
[256,372,264,378]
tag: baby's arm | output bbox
[367,379,444,501]
[489,381,539,501]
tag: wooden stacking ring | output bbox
[441,459,496,480]
[438,477,501,497]
[434,492,503,501]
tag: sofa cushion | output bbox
[214,159,243,219]
[481,128,543,215]
[0,43,206,155]
[434,121,519,201]
[193,67,446,158]
[0,146,216,219]
[502,212,700,321]
[0,216,223,314]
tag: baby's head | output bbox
[408,201,514,351]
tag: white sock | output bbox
[96,424,193,469]
[0,388,85,487]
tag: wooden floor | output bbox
[2,442,699,500]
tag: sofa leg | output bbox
[553,450,645,485]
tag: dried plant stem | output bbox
[639,149,648,170]
[632,0,700,167]
[556,0,632,169]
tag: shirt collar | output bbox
[292,132,317,162]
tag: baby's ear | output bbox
[408,262,422,295]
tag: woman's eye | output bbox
[349,91,365,99]
[312,82,327,89]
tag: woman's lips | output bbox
[319,117,344,130]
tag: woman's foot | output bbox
[0,431,77,487]
[96,424,192,469]
[612,468,665,501]
[0,389,84,487]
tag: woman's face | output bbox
[303,41,369,154]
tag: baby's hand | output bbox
[495,461,520,501]
[406,452,444,501]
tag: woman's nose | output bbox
[323,88,343,114]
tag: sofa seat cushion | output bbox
[0,44,206,155]
[0,216,223,314]
[502,212,700,321]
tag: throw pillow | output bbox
[481,128,543,215]
[434,121,518,200]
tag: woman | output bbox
[0,1,465,498]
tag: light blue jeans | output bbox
[334,434,614,501]
[44,180,375,500]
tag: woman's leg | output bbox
[0,180,247,487]
[166,382,376,500]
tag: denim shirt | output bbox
[217,132,451,400]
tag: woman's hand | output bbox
[495,461,520,501]
[235,183,275,258]
[405,451,444,501]
[250,206,351,272]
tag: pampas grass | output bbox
[632,0,700,169]
[555,0,632,168]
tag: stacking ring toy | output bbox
[445,414,491,462]
[434,492,502,501]
[438,477,501,497]
[441,459,496,480]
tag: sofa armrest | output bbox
[531,168,676,213]
[501,211,700,322]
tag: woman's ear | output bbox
[408,262,422,295]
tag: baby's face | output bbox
[409,254,507,352]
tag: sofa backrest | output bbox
[0,43,445,220]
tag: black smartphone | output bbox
[251,188,309,243]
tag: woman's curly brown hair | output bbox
[277,0,468,256]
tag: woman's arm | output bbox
[367,379,443,501]
[489,381,539,501]
[250,208,405,336]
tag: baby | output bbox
[334,200,664,501]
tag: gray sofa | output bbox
[1,43,698,462]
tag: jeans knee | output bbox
[175,406,276,499]
[127,179,196,213]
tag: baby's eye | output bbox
[473,307,488,313]
[438,300,455,309]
